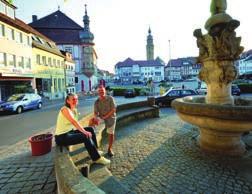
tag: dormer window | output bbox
[0,1,5,14]
[6,6,14,19]
[0,1,15,19]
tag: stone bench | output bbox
[54,98,159,194]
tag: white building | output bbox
[115,57,164,83]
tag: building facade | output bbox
[0,0,34,101]
[165,57,200,81]
[115,58,164,83]
[238,50,252,75]
[0,0,68,100]
[32,35,65,99]
[61,51,76,94]
[29,5,98,93]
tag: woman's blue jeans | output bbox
[55,127,100,161]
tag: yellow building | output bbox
[32,35,65,99]
[0,0,33,100]
[0,0,66,100]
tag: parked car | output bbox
[196,82,207,95]
[197,82,241,96]
[231,84,241,96]
[155,88,198,107]
[0,93,42,114]
[124,89,136,98]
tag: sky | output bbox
[14,0,252,73]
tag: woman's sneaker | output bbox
[94,157,110,165]
[98,150,104,155]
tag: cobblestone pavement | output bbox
[103,108,252,194]
[1,107,252,194]
[0,127,56,194]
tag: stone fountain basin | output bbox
[171,96,252,132]
[172,95,252,156]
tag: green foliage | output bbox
[110,86,149,96]
[237,83,252,93]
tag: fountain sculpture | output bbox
[172,0,252,156]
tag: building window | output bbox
[48,57,52,66]
[6,27,14,40]
[58,78,61,91]
[6,6,14,19]
[53,59,56,66]
[42,56,46,65]
[0,52,6,66]
[19,32,23,43]
[7,54,15,66]
[0,1,5,14]
[36,54,40,65]
[65,46,72,54]
[0,24,4,37]
[57,60,60,67]
[54,78,57,92]
[17,56,24,68]
[24,58,31,69]
[15,31,20,43]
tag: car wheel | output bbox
[16,106,23,114]
[37,102,42,109]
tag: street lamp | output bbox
[168,40,172,84]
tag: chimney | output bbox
[32,15,38,22]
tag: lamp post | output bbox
[168,40,172,84]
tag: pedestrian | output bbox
[182,84,185,89]
[54,93,110,165]
[94,85,116,157]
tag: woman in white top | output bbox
[55,93,110,165]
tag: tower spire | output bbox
[146,27,154,60]
[80,4,94,44]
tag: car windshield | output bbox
[200,82,207,89]
[7,94,25,102]
[161,88,174,96]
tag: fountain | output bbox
[172,0,252,156]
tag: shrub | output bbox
[237,83,252,93]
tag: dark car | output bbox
[0,93,42,114]
[155,88,198,107]
[124,89,136,98]
[232,84,241,96]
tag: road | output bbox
[0,96,147,150]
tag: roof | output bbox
[29,10,89,45]
[0,13,52,42]
[240,50,252,59]
[32,28,83,44]
[115,58,164,68]
[29,10,83,30]
[166,57,197,68]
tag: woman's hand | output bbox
[83,131,92,138]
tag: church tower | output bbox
[79,4,97,91]
[146,27,154,60]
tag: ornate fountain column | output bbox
[172,0,252,156]
[194,0,243,105]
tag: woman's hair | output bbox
[65,93,77,108]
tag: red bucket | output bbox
[29,133,53,156]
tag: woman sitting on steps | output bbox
[54,93,110,165]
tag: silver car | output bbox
[0,93,42,114]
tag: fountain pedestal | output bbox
[172,0,252,156]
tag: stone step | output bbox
[89,165,135,194]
